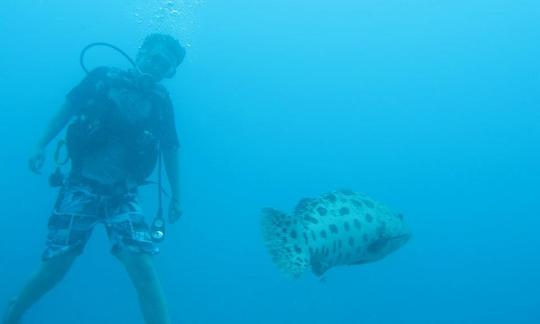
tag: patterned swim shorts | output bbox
[43,181,159,260]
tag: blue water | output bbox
[1,1,539,323]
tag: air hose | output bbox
[79,42,140,74]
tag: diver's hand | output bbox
[168,198,182,224]
[28,149,45,175]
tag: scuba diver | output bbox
[3,33,184,324]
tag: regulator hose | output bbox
[79,42,139,74]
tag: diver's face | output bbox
[137,49,176,81]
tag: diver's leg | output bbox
[4,181,97,324]
[114,250,170,324]
[3,250,79,324]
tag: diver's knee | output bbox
[114,250,158,283]
[2,298,20,324]
[40,250,79,280]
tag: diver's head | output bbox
[136,33,186,82]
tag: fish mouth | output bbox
[388,233,411,245]
[368,233,411,254]
[392,233,411,241]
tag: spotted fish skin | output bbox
[261,190,411,278]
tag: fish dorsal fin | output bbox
[294,197,317,216]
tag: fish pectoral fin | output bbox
[311,259,331,277]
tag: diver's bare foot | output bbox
[2,299,21,324]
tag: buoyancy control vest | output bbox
[65,67,167,184]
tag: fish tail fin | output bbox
[261,208,309,279]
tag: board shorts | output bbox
[43,179,159,260]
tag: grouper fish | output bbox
[261,190,411,278]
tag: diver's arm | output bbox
[28,100,76,174]
[162,147,181,200]
[162,147,182,222]
[34,101,76,150]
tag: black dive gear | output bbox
[64,67,164,184]
[51,42,171,243]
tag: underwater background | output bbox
[0,0,539,323]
